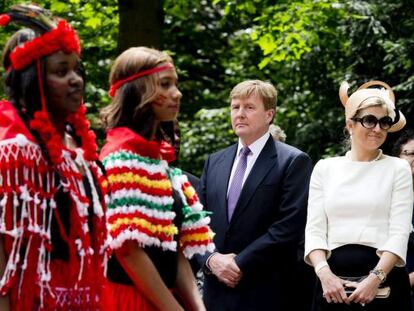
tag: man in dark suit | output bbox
[196,80,313,310]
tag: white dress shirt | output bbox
[227,132,270,196]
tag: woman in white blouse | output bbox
[305,80,413,310]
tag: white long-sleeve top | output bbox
[304,153,413,267]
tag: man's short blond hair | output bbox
[230,80,277,110]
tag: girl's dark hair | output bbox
[3,29,43,116]
[392,128,414,156]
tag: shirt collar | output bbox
[237,131,270,157]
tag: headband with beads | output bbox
[0,6,80,70]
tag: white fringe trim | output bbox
[183,243,216,259]
[181,216,211,229]
[110,230,177,251]
[106,203,176,221]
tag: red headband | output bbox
[108,63,173,97]
[4,19,80,70]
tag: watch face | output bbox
[371,268,386,283]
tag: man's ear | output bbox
[266,109,275,123]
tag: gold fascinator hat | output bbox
[339,80,406,132]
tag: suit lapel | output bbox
[215,144,237,224]
[229,137,278,223]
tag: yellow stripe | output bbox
[183,186,196,198]
[180,232,214,243]
[108,173,171,190]
[111,217,178,236]
[101,180,108,189]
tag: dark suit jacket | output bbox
[196,136,312,311]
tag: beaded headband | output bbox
[0,10,80,70]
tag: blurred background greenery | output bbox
[1,0,413,175]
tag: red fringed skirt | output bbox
[49,259,103,310]
[10,259,104,311]
[101,281,158,311]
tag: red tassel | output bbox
[0,14,10,26]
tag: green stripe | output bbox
[103,151,162,166]
[108,197,173,211]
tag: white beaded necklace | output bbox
[347,149,383,162]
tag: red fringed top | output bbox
[0,100,109,310]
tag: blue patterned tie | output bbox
[227,146,251,221]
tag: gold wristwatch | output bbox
[370,268,386,283]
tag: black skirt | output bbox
[312,244,412,311]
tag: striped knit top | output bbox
[100,127,215,258]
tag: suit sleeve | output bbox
[234,152,312,276]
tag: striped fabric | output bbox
[103,149,215,258]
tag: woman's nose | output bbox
[69,71,84,87]
[173,86,182,100]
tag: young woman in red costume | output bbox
[100,47,215,311]
[0,5,108,310]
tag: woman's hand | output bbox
[317,267,350,305]
[347,273,381,306]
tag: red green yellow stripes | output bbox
[103,149,215,257]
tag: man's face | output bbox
[230,94,274,145]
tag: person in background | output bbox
[269,123,287,142]
[195,79,313,310]
[305,80,412,310]
[0,4,108,310]
[100,46,214,311]
[393,128,414,310]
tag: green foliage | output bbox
[176,0,414,171]
[179,107,235,176]
[0,0,118,142]
[1,0,413,174]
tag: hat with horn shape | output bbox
[339,80,406,132]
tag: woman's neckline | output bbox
[345,149,383,163]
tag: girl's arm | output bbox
[174,252,205,311]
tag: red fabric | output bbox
[0,99,107,310]
[0,100,35,141]
[102,282,157,311]
[48,260,103,310]
[99,127,176,163]
[0,14,10,26]
[66,104,99,161]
